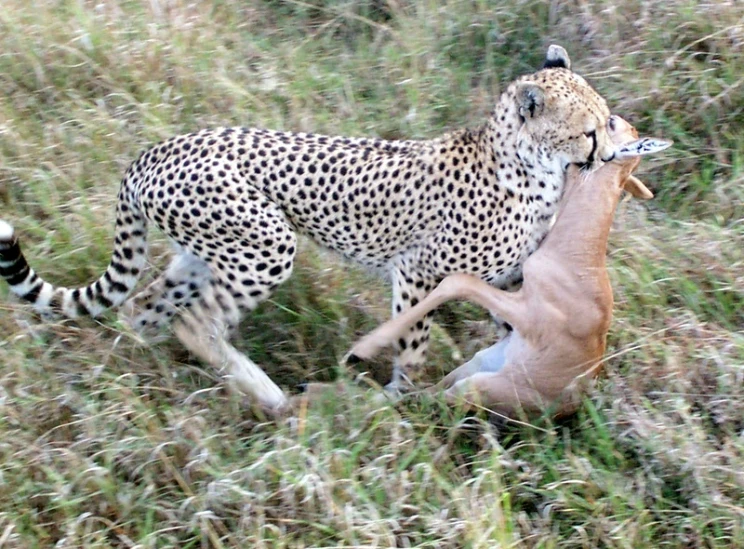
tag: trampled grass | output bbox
[0,0,742,547]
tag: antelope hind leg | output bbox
[442,371,547,417]
[348,273,527,363]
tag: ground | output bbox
[0,1,742,547]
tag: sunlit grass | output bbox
[0,0,742,546]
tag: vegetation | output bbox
[0,0,742,546]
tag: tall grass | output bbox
[0,0,742,547]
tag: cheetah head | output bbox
[508,45,616,175]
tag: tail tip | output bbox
[0,220,14,243]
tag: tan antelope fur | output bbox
[344,116,671,418]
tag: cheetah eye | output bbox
[584,130,596,139]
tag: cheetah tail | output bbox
[0,196,148,318]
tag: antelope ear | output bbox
[614,138,674,159]
[623,175,654,200]
[516,83,545,119]
[543,44,571,70]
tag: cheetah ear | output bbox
[543,44,571,70]
[516,83,545,119]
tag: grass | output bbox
[0,0,743,546]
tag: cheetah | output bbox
[0,45,618,414]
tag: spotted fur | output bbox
[0,45,618,412]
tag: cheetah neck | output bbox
[483,100,566,209]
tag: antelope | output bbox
[341,116,671,418]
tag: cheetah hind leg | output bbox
[119,248,211,340]
[172,280,289,415]
[164,196,298,415]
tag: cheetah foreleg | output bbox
[386,266,436,391]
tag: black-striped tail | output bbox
[0,192,148,318]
